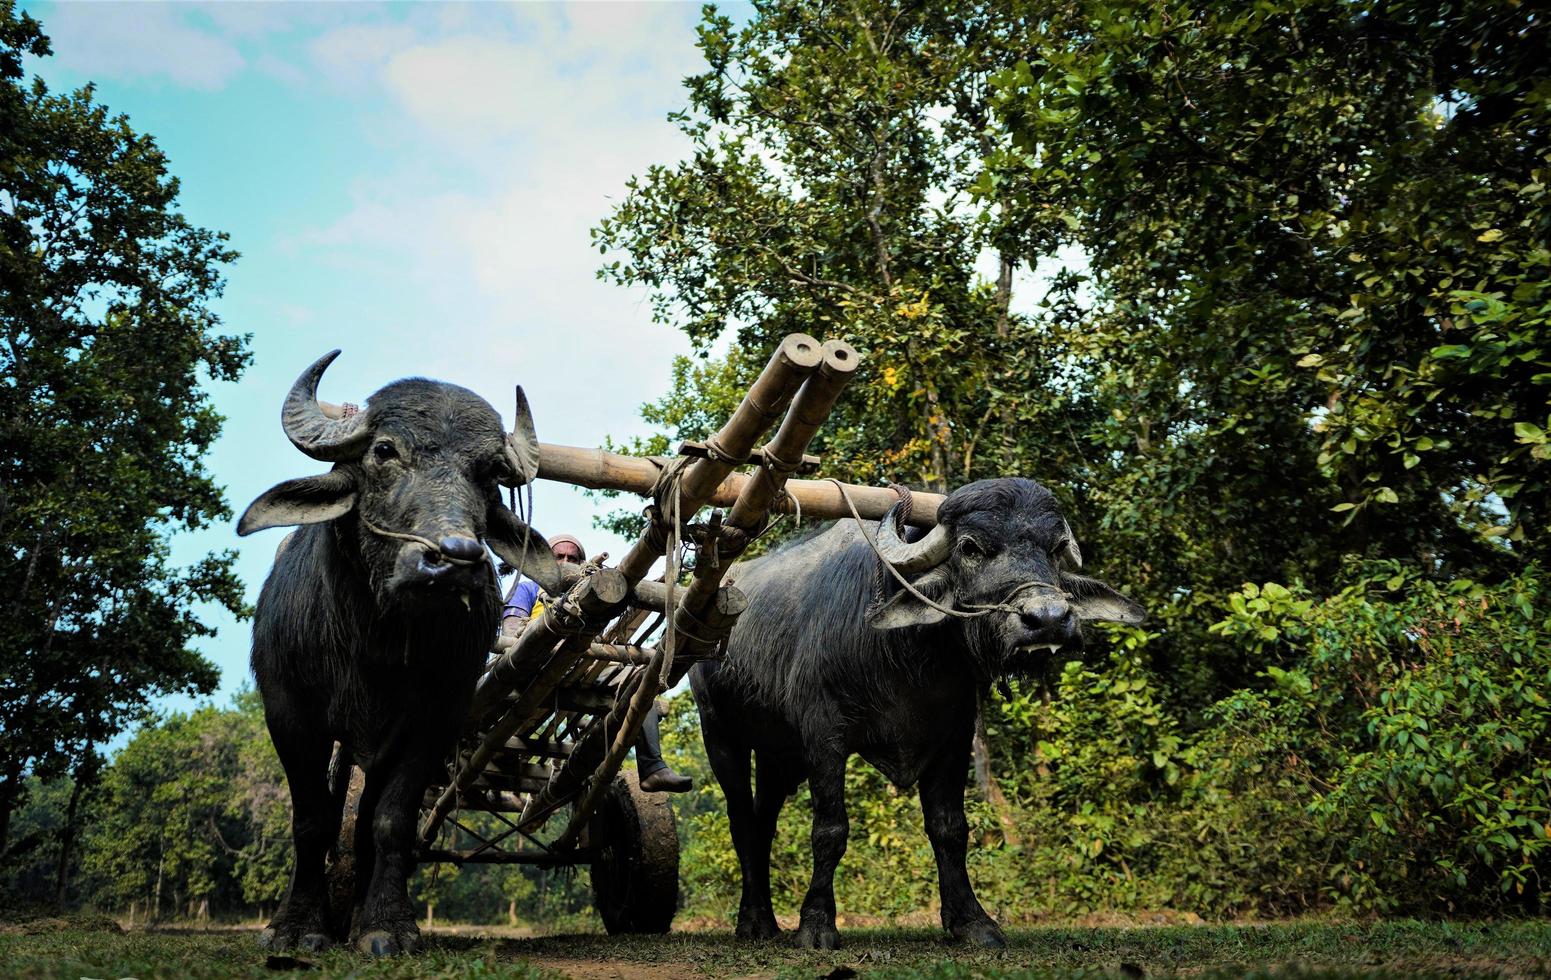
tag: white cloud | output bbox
[307,20,420,91]
[34,1,245,90]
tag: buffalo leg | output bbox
[919,739,1005,948]
[700,704,783,939]
[354,757,431,955]
[260,702,339,952]
[795,748,847,950]
[743,750,800,938]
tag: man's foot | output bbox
[639,767,693,793]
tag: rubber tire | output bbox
[589,770,680,934]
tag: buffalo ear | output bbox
[867,570,953,630]
[238,469,358,535]
[485,503,564,595]
[1061,572,1146,624]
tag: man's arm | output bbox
[500,579,540,638]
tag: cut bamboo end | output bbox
[819,338,860,378]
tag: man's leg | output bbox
[636,702,693,793]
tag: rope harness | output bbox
[823,479,1071,622]
[359,515,484,565]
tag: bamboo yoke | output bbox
[399,334,946,863]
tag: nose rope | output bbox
[358,515,482,566]
[826,479,1071,621]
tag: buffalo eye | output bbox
[958,536,987,560]
[371,440,400,463]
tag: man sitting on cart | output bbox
[501,534,693,794]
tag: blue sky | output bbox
[20,1,731,717]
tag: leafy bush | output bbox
[1217,563,1551,913]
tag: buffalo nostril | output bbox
[438,535,484,562]
[1021,604,1073,632]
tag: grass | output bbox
[2,920,1550,978]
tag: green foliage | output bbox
[1218,564,1551,913]
[0,775,86,908]
[80,693,285,918]
[594,0,1551,925]
[0,0,250,855]
[981,0,1549,704]
[593,0,1059,494]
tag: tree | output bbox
[0,1,250,857]
[593,0,1071,496]
[81,702,275,919]
[982,0,1549,702]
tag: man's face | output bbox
[552,542,583,565]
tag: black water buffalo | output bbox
[237,351,562,955]
[691,477,1144,949]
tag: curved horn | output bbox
[500,385,541,487]
[874,501,952,575]
[1062,520,1083,568]
[281,350,372,462]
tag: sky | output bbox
[20,0,735,716]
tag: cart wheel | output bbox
[589,769,679,934]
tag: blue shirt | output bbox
[502,578,542,622]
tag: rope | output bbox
[823,479,1068,621]
[700,435,743,465]
[359,515,482,565]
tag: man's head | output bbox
[550,534,585,565]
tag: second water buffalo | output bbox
[691,477,1144,949]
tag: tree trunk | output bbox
[425,902,434,928]
[0,764,21,862]
[53,767,88,908]
[993,253,1014,338]
[507,898,517,926]
[152,850,165,923]
[972,712,1022,846]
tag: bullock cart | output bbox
[346,334,946,933]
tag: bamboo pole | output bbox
[674,338,861,622]
[614,334,822,583]
[469,569,628,721]
[536,443,943,528]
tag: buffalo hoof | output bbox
[259,919,329,953]
[795,920,841,950]
[355,924,420,957]
[950,919,1007,949]
[735,913,782,940]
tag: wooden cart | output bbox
[359,334,944,933]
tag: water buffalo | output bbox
[237,351,562,955]
[691,477,1144,949]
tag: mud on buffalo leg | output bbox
[795,746,848,950]
[348,767,382,934]
[260,702,340,952]
[919,729,1006,949]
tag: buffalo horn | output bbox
[874,501,951,575]
[501,385,541,487]
[1063,520,1083,568]
[281,350,372,462]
